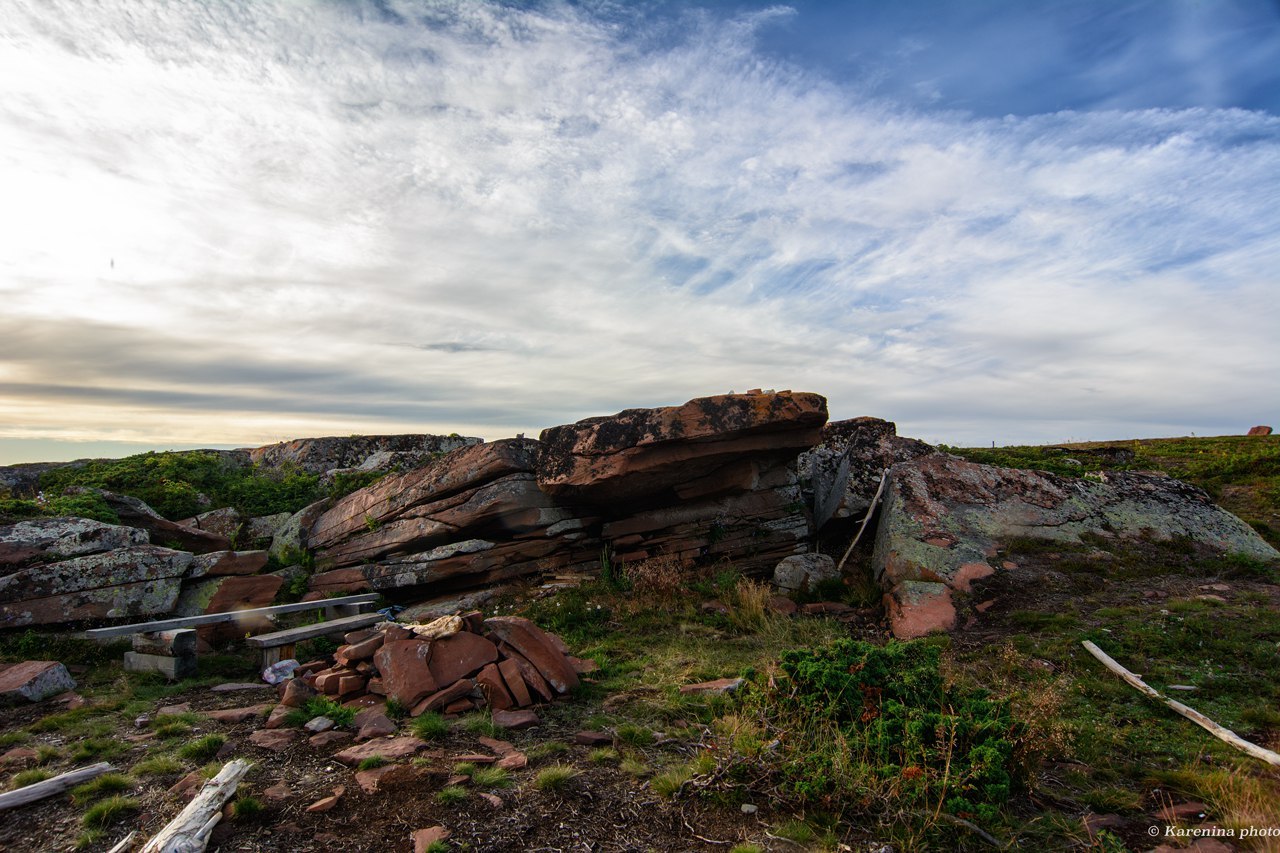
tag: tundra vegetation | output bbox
[0,434,1276,850]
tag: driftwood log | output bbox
[0,762,113,812]
[139,759,252,853]
[834,468,889,575]
[1082,640,1280,768]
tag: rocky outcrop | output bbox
[540,391,826,572]
[873,455,1280,638]
[0,661,77,704]
[0,545,195,628]
[537,391,827,505]
[0,517,149,572]
[797,417,937,525]
[248,434,482,476]
[307,440,596,596]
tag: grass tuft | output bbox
[411,711,449,740]
[532,764,579,791]
[81,795,140,829]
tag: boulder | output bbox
[374,640,438,708]
[0,517,149,571]
[873,455,1280,637]
[245,513,291,546]
[1248,425,1273,436]
[427,631,498,686]
[0,546,194,628]
[0,661,77,704]
[178,507,244,540]
[773,553,839,593]
[536,391,827,505]
[268,498,331,561]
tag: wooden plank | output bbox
[246,612,384,648]
[0,762,113,812]
[83,594,380,639]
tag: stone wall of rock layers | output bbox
[872,455,1280,639]
[536,391,828,571]
[305,439,599,597]
[304,391,829,598]
[248,433,482,480]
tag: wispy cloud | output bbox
[1,0,1277,461]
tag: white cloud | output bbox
[0,0,1277,461]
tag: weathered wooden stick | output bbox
[835,468,890,576]
[1082,640,1280,768]
[139,759,252,853]
[0,762,113,812]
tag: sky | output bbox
[2,0,1278,464]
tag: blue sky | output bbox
[1,0,1278,463]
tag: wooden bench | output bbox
[85,594,382,674]
[247,612,384,667]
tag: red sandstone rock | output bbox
[0,661,77,704]
[207,704,271,723]
[444,698,474,714]
[264,705,292,729]
[574,731,612,746]
[499,645,554,702]
[474,663,513,711]
[483,617,578,694]
[1248,425,1272,436]
[308,730,353,748]
[536,391,828,504]
[884,581,957,639]
[491,708,539,730]
[280,678,317,708]
[0,747,37,768]
[333,736,429,765]
[249,728,297,752]
[190,550,269,577]
[374,640,438,708]
[427,631,498,685]
[306,786,344,813]
[356,712,397,741]
[412,679,475,716]
[412,827,451,853]
[497,658,532,707]
[335,632,384,666]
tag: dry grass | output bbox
[624,555,688,599]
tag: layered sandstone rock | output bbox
[536,391,827,505]
[80,489,231,554]
[307,440,596,596]
[873,455,1280,638]
[0,545,194,628]
[0,517,149,572]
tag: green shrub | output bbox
[759,638,1021,825]
[285,696,356,728]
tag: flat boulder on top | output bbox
[873,455,1280,638]
[536,391,827,505]
[0,517,149,571]
[427,632,498,686]
[374,640,438,708]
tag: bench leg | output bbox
[258,643,296,669]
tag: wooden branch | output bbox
[835,468,890,575]
[1082,640,1280,768]
[107,831,137,853]
[0,762,112,812]
[139,759,252,853]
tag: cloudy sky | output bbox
[2,0,1278,463]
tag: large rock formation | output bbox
[873,455,1280,638]
[539,391,827,571]
[307,440,595,596]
